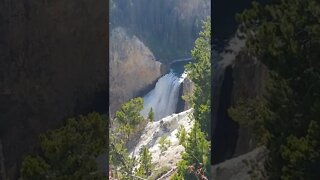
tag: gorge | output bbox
[109,1,210,179]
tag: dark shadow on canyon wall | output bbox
[211,0,270,165]
[212,65,239,164]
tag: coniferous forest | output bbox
[228,0,320,179]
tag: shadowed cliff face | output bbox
[211,0,272,170]
[109,28,164,115]
[212,65,239,164]
[0,0,108,178]
[176,77,194,112]
[231,52,269,157]
[212,49,269,164]
[110,0,210,61]
[212,34,245,164]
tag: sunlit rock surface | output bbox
[131,109,194,170]
[110,27,164,115]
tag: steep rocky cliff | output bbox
[230,51,269,156]
[109,0,209,115]
[110,0,210,61]
[109,27,165,114]
[0,0,107,178]
[176,77,194,112]
[212,35,269,164]
[212,36,245,164]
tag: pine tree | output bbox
[175,122,210,180]
[115,97,144,139]
[110,133,136,179]
[176,125,187,147]
[185,17,211,137]
[115,97,144,126]
[20,112,107,179]
[235,0,320,178]
[148,108,154,122]
[174,17,211,180]
[20,156,49,180]
[159,136,171,157]
[135,146,153,178]
[110,98,147,179]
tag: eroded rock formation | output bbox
[231,51,269,156]
[212,35,269,164]
[109,27,165,114]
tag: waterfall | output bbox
[141,70,187,121]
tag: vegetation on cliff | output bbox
[109,28,163,114]
[173,17,211,180]
[20,113,107,179]
[109,98,154,179]
[135,146,153,178]
[229,0,320,179]
[185,17,212,137]
[114,98,144,140]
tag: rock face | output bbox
[110,0,211,61]
[181,77,194,110]
[212,35,245,164]
[176,77,195,112]
[0,0,108,178]
[212,34,269,164]
[109,27,164,114]
[231,51,269,157]
[130,109,194,170]
[212,147,267,180]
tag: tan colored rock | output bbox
[109,27,164,114]
[182,77,195,110]
[231,51,269,156]
[110,0,210,61]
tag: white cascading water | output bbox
[140,70,187,121]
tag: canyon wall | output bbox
[230,51,269,156]
[110,0,211,61]
[212,39,269,164]
[176,77,195,113]
[109,27,165,115]
[109,0,210,115]
[212,49,269,170]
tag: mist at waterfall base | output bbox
[141,60,191,121]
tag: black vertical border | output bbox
[106,0,110,177]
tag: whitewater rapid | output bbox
[141,70,187,121]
